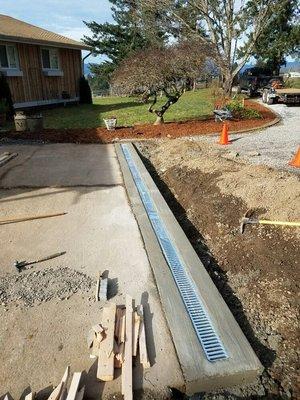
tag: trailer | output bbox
[262,87,300,105]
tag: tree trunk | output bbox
[154,115,164,125]
[222,71,234,97]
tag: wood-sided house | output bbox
[0,14,91,109]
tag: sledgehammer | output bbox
[240,210,300,234]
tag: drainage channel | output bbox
[121,143,228,362]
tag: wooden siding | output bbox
[2,42,82,104]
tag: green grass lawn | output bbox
[43,89,214,129]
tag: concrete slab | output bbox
[0,144,123,187]
[116,143,263,394]
[0,144,184,399]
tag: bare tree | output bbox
[112,41,211,124]
[140,0,289,95]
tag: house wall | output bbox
[1,42,82,106]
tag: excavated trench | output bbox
[136,141,299,400]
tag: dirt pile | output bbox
[0,267,94,307]
[138,139,300,399]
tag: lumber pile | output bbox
[88,296,150,399]
[1,298,150,400]
[2,367,84,400]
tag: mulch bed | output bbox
[2,100,277,143]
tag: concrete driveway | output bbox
[0,144,183,399]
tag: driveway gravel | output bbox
[191,102,300,172]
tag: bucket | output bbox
[104,118,117,131]
[14,112,27,132]
[26,114,43,132]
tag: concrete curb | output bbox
[116,142,263,395]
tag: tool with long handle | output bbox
[14,252,66,270]
[240,210,300,233]
[0,212,67,225]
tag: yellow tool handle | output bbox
[259,220,300,227]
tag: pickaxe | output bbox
[240,210,300,234]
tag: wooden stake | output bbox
[58,366,70,400]
[48,383,63,400]
[97,303,116,381]
[138,306,150,369]
[99,277,108,301]
[118,309,126,345]
[95,272,101,301]
[122,295,133,400]
[132,308,141,357]
[0,212,67,225]
[66,372,82,400]
[25,393,35,400]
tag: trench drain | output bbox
[121,144,228,362]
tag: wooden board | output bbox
[0,152,18,167]
[66,372,82,400]
[122,295,133,400]
[97,303,116,381]
[138,306,150,369]
[58,366,70,400]
[48,382,63,400]
[25,392,35,400]
[118,309,126,345]
[95,272,101,301]
[114,341,125,368]
[74,386,84,400]
[132,307,141,357]
[99,278,108,301]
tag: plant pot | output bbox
[0,113,6,127]
[104,118,117,131]
[26,114,43,132]
[14,112,27,132]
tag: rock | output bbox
[268,333,282,351]
[246,151,261,157]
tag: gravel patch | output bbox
[189,102,300,172]
[0,267,95,307]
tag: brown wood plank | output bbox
[97,303,116,381]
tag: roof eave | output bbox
[0,34,92,51]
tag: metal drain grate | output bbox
[121,144,228,362]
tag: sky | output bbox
[0,0,114,62]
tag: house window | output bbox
[41,48,59,70]
[0,44,19,69]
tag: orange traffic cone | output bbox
[289,147,300,168]
[218,122,230,145]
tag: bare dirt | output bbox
[137,139,300,400]
[1,101,276,144]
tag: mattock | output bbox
[240,209,300,234]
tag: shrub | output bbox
[79,76,92,104]
[227,98,261,119]
[0,99,8,114]
[0,73,14,117]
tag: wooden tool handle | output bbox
[259,220,300,227]
[0,212,67,225]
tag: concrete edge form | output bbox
[115,143,263,395]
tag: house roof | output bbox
[0,14,91,50]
